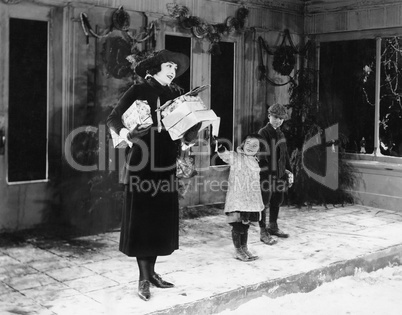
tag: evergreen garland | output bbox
[166,4,249,55]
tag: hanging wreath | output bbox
[273,46,296,76]
[258,36,293,86]
[257,30,312,86]
[272,29,297,76]
[80,6,131,43]
[112,6,131,31]
[79,6,157,79]
[101,37,132,79]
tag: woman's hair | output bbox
[239,133,264,153]
[146,64,163,76]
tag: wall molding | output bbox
[306,0,402,14]
[305,1,402,36]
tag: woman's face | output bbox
[269,114,284,129]
[243,138,260,156]
[153,62,178,86]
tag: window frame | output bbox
[5,5,51,185]
[161,27,243,169]
[316,29,402,162]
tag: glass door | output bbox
[0,3,55,231]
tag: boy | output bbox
[258,103,293,244]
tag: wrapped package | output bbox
[160,94,220,141]
[111,100,153,148]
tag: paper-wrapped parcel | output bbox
[110,100,153,148]
[161,95,220,141]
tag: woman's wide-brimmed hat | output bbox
[135,50,190,78]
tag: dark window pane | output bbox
[210,42,234,165]
[165,35,191,92]
[319,40,376,154]
[9,18,48,181]
[378,37,402,157]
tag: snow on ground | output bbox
[218,265,402,315]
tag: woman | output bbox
[107,50,189,301]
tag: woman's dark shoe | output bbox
[138,280,151,301]
[150,273,174,288]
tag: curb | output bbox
[149,244,402,315]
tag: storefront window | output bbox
[376,37,402,157]
[319,37,402,157]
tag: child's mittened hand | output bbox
[286,170,294,187]
[212,137,226,153]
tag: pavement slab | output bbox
[45,266,98,282]
[0,204,402,314]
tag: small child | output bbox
[216,134,265,262]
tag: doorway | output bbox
[0,4,56,231]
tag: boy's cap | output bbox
[268,103,288,119]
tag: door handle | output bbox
[0,115,4,155]
[0,129,4,155]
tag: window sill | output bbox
[344,153,402,173]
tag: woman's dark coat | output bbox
[107,77,181,257]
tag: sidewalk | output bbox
[1,204,402,315]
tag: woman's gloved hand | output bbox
[128,125,152,141]
[120,125,152,143]
[182,122,202,145]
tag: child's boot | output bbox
[240,231,258,261]
[232,230,252,262]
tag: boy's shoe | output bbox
[260,228,277,245]
[241,246,259,260]
[234,248,253,262]
[267,223,289,238]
